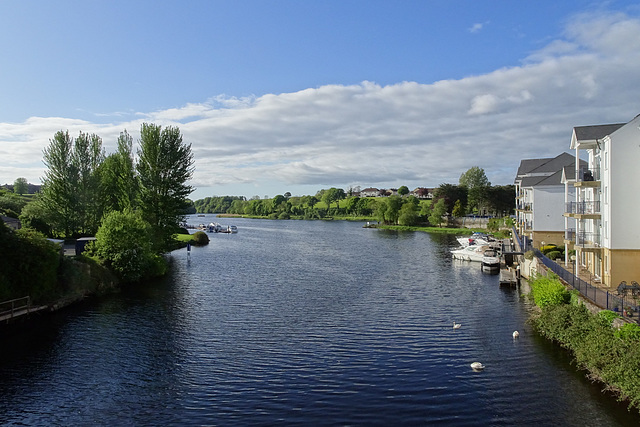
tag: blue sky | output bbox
[1,1,640,200]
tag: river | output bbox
[1,218,638,426]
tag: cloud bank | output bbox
[1,11,640,198]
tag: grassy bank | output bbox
[529,273,640,411]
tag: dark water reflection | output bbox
[1,218,639,426]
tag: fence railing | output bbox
[565,200,601,215]
[0,296,31,320]
[535,250,639,320]
[578,166,600,182]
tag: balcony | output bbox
[576,231,601,249]
[516,202,532,212]
[565,200,601,217]
[575,166,601,187]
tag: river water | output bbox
[1,218,639,426]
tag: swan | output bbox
[453,321,462,329]
[513,331,520,338]
[470,362,485,370]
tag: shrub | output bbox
[599,310,621,325]
[524,250,534,260]
[546,250,562,260]
[529,273,570,308]
[615,323,640,341]
[92,209,160,283]
[192,231,210,245]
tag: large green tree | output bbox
[459,166,490,214]
[429,198,447,227]
[100,131,139,214]
[137,123,194,252]
[39,130,79,237]
[73,132,105,235]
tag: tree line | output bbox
[193,167,514,226]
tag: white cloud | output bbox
[2,11,640,197]
[469,22,486,33]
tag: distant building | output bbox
[361,188,379,197]
[514,152,584,248]
[411,187,434,199]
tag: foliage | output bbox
[322,187,346,209]
[100,131,139,214]
[433,184,467,215]
[529,273,571,308]
[599,310,621,325]
[397,185,409,196]
[533,303,640,410]
[137,123,194,253]
[191,231,210,245]
[451,199,465,218]
[91,209,162,283]
[0,192,27,217]
[398,201,419,226]
[0,223,61,302]
[13,177,28,195]
[546,250,562,260]
[524,250,534,260]
[459,166,491,213]
[428,198,447,227]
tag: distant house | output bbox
[411,187,434,199]
[361,188,379,197]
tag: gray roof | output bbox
[574,123,625,141]
[515,152,586,186]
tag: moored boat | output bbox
[481,248,500,271]
[451,244,490,262]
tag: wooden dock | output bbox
[499,266,519,286]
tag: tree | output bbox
[39,130,79,237]
[322,187,346,209]
[459,166,490,214]
[398,201,419,226]
[397,185,409,196]
[13,178,28,195]
[73,132,105,235]
[429,198,447,227]
[452,199,465,218]
[137,123,194,252]
[486,185,516,217]
[100,131,139,214]
[434,183,468,215]
[385,195,403,224]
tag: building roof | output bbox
[573,123,625,141]
[515,152,582,186]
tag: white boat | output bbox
[451,245,490,262]
[207,222,224,232]
[456,233,493,247]
[481,248,501,271]
[228,225,238,233]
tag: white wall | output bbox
[608,115,640,249]
[533,185,566,231]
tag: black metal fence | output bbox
[535,249,639,320]
[511,227,639,320]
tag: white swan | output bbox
[453,321,461,329]
[470,362,485,370]
[513,331,520,338]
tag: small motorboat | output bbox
[470,362,485,370]
[228,225,238,233]
[481,249,500,271]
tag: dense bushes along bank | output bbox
[529,274,640,410]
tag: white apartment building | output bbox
[566,117,640,288]
[515,153,582,248]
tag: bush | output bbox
[546,250,562,260]
[92,209,161,283]
[524,250,534,260]
[599,310,621,325]
[192,231,210,245]
[615,323,640,341]
[529,273,571,308]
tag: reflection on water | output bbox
[0,218,638,426]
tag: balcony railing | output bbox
[565,200,601,215]
[516,202,532,211]
[578,166,600,182]
[565,229,601,247]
